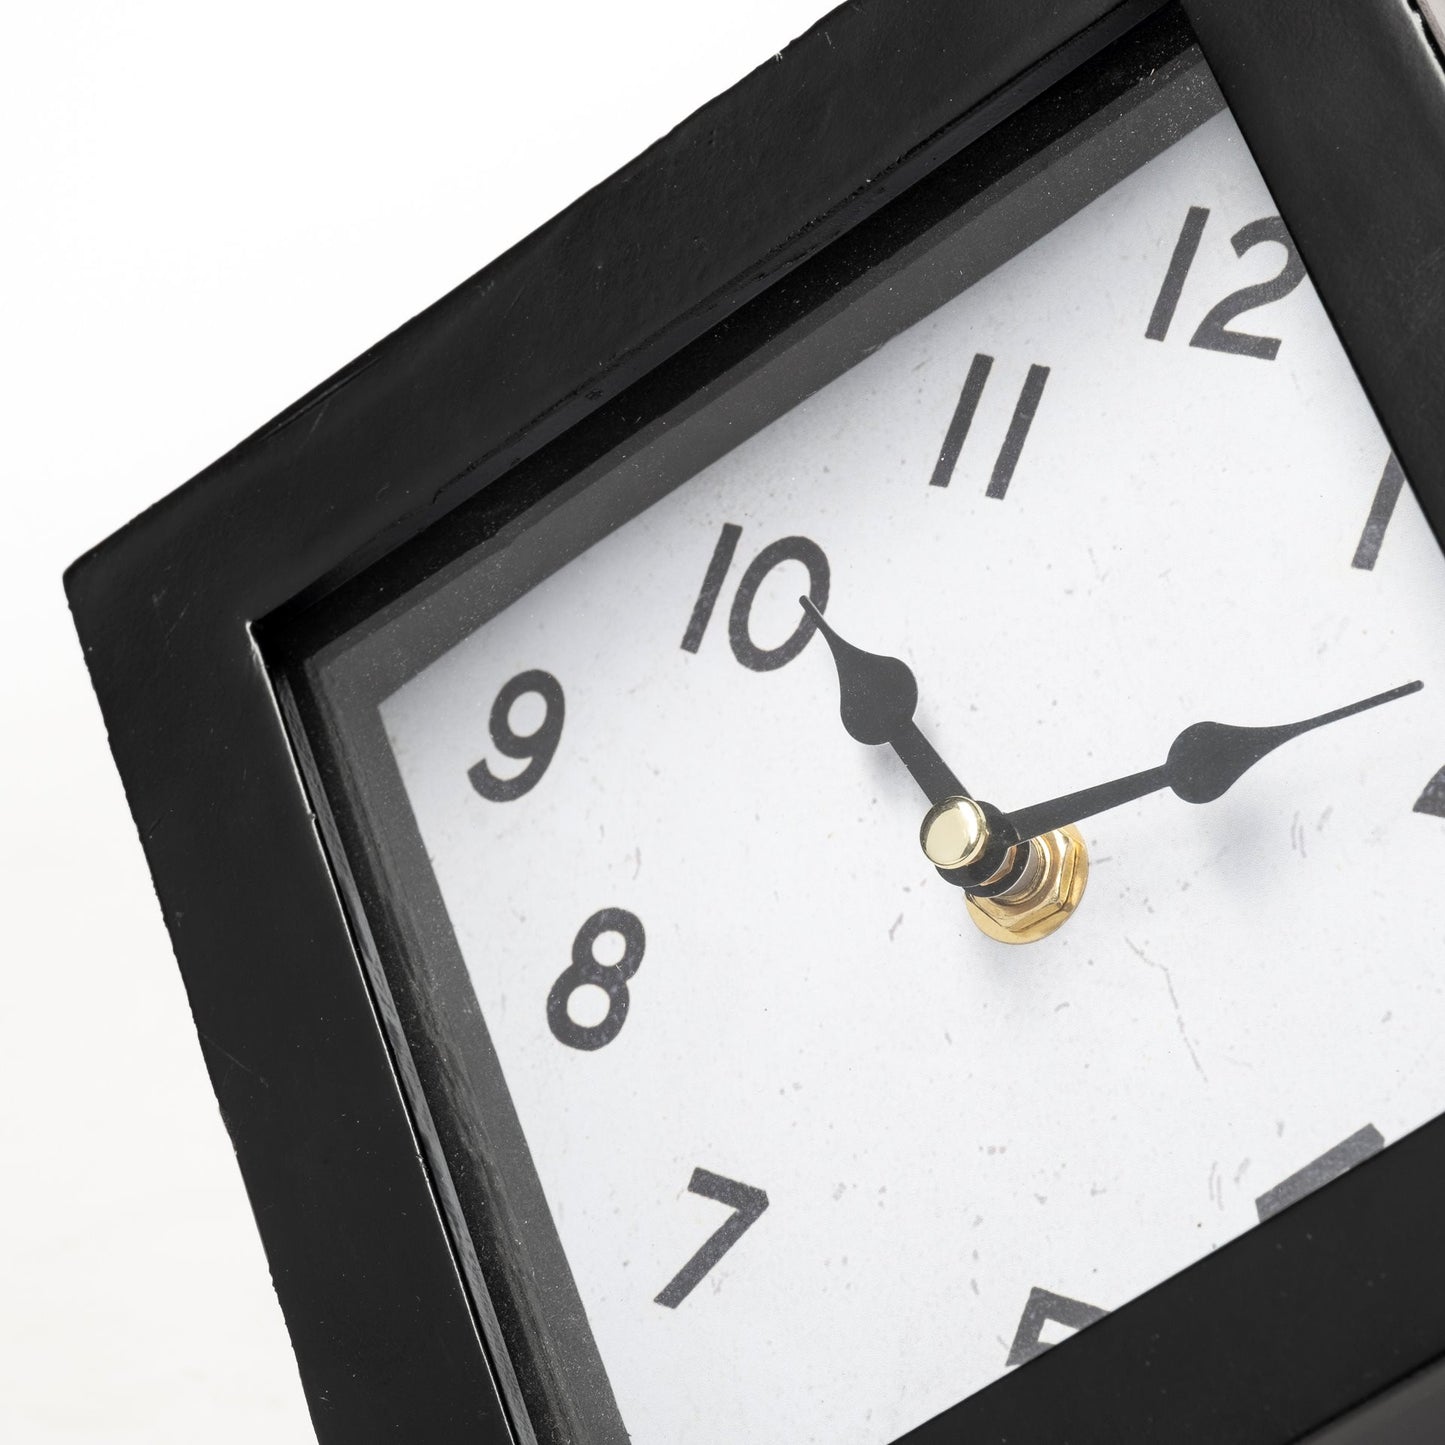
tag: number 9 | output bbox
[468,669,565,802]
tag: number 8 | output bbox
[547,908,646,1051]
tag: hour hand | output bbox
[999,680,1424,844]
[800,597,967,806]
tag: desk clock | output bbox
[67,2,1445,1440]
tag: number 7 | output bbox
[654,1168,769,1309]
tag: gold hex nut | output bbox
[920,796,990,871]
[966,825,1088,945]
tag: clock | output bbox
[65,2,1445,1443]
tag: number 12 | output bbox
[1146,204,1305,360]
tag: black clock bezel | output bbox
[65,2,1445,1442]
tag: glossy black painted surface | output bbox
[65,0,1445,1440]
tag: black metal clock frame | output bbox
[66,2,1445,1441]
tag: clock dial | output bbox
[299,30,1445,1445]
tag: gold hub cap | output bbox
[919,796,989,870]
[918,797,1090,944]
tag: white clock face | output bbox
[311,43,1445,1445]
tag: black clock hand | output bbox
[998,680,1423,845]
[800,596,967,805]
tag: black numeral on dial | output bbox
[681,524,830,671]
[928,351,1050,499]
[1415,766,1445,818]
[1005,1287,1108,1368]
[1147,206,1304,360]
[1351,453,1406,570]
[655,1168,769,1309]
[1145,204,1209,342]
[1254,1124,1383,1221]
[468,669,565,802]
[547,908,645,1051]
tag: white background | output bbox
[0,3,829,1440]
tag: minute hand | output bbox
[1000,680,1423,845]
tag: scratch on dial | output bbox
[1125,937,1207,1082]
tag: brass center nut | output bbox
[965,825,1088,944]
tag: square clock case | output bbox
[67,2,1445,1442]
